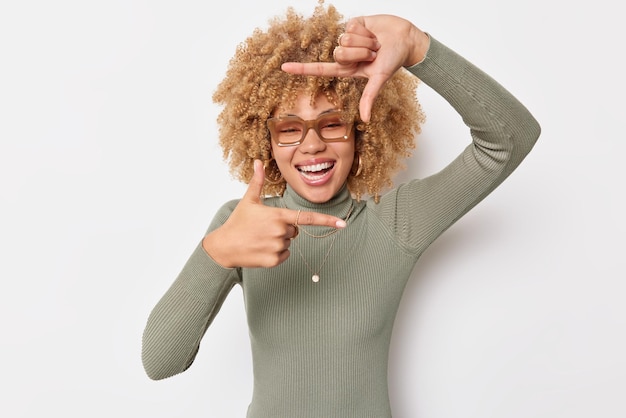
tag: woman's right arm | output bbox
[142,161,346,380]
[141,200,242,380]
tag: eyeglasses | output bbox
[267,111,353,147]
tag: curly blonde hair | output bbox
[212,0,424,201]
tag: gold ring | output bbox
[332,46,339,61]
[294,209,301,226]
[337,33,345,46]
[290,210,301,240]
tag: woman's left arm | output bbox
[385,35,541,252]
[283,13,540,251]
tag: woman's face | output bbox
[270,92,355,203]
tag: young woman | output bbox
[142,2,541,416]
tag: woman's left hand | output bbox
[281,14,430,122]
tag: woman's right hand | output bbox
[202,160,346,268]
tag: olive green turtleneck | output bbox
[142,36,540,418]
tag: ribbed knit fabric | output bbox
[142,36,541,417]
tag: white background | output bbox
[1,0,624,417]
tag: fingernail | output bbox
[336,220,347,228]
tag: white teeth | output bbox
[298,162,333,172]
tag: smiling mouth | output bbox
[297,161,335,180]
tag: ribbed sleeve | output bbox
[372,36,541,252]
[141,204,241,380]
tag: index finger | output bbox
[281,61,345,77]
[282,208,347,229]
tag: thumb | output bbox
[359,75,387,123]
[242,159,265,203]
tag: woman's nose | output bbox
[298,128,327,153]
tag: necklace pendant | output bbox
[312,274,320,283]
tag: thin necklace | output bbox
[280,198,354,282]
[295,234,338,283]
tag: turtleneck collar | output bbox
[281,183,353,217]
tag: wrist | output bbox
[202,230,235,269]
[404,30,430,67]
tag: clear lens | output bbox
[273,117,306,144]
[317,114,348,139]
